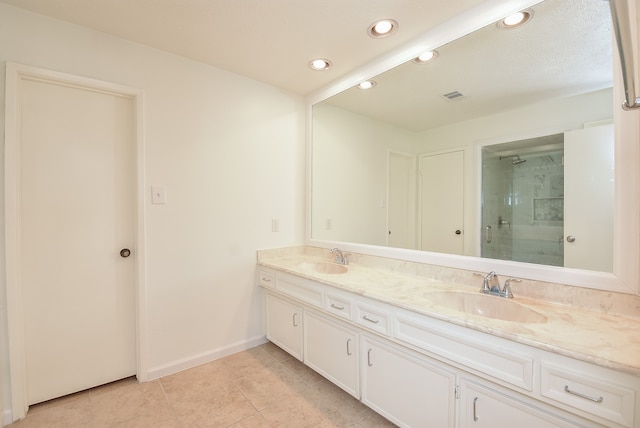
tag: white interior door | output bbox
[564,124,614,271]
[420,150,464,255]
[388,152,415,249]
[19,75,137,405]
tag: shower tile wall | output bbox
[511,152,564,266]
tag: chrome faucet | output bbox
[479,271,516,298]
[330,248,350,265]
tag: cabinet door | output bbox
[361,336,456,428]
[265,293,303,360]
[459,379,584,428]
[304,311,359,398]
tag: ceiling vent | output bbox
[441,91,466,102]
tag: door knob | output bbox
[120,248,131,258]
[566,236,576,243]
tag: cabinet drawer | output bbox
[540,363,636,427]
[325,294,353,320]
[395,315,533,391]
[258,269,275,288]
[355,303,391,336]
[276,276,323,307]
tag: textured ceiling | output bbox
[0,0,489,95]
[324,0,613,131]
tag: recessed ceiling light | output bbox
[412,50,439,64]
[497,10,533,29]
[368,19,398,38]
[308,58,332,71]
[357,80,377,90]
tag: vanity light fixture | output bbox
[357,80,377,90]
[412,50,439,64]
[498,9,533,29]
[368,19,398,38]
[308,58,332,71]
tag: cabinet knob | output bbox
[566,235,576,243]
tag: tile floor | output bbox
[7,342,397,428]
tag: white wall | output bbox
[0,3,305,420]
[312,103,420,246]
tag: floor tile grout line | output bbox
[157,377,185,428]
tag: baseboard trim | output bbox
[2,409,13,427]
[145,335,268,381]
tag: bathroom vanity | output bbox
[257,247,640,428]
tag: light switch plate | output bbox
[151,186,166,204]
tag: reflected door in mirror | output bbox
[564,124,614,271]
[420,150,464,255]
[388,152,416,249]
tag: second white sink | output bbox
[426,291,548,323]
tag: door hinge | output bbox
[455,384,460,399]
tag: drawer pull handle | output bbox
[473,397,479,421]
[292,313,299,327]
[261,277,272,282]
[346,338,352,356]
[331,303,345,310]
[367,348,374,366]
[564,385,604,403]
[363,315,380,324]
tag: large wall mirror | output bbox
[308,0,640,294]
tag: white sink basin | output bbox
[300,262,348,274]
[426,291,548,324]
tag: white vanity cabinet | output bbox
[265,292,303,361]
[458,378,587,428]
[303,310,359,398]
[361,335,457,428]
[258,266,638,428]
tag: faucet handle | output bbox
[501,278,521,298]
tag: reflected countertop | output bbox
[258,251,640,376]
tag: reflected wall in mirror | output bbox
[312,0,614,272]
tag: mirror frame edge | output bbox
[305,0,640,295]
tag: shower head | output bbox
[499,155,526,165]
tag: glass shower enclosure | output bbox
[481,135,565,266]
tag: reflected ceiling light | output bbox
[412,50,439,64]
[308,58,332,71]
[498,10,533,29]
[368,19,398,38]
[357,80,377,90]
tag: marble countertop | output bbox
[258,253,640,376]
